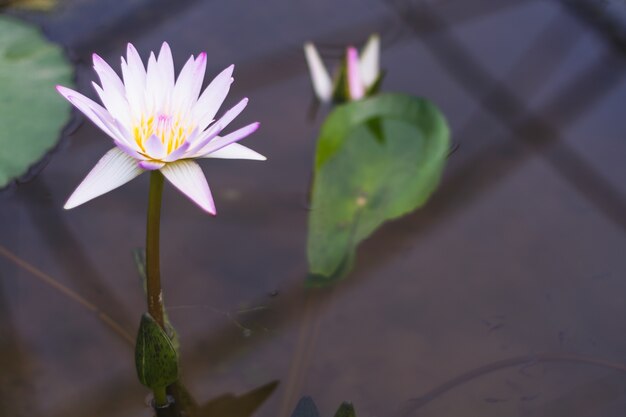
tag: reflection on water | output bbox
[2,0,626,416]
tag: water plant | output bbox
[303,35,449,284]
[56,42,265,409]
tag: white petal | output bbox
[359,34,380,88]
[202,143,266,160]
[126,43,146,80]
[193,122,259,157]
[160,160,216,215]
[304,42,333,102]
[92,82,131,129]
[121,44,147,119]
[157,42,175,91]
[92,53,125,96]
[172,53,207,113]
[64,148,143,209]
[144,134,166,160]
[144,52,161,114]
[193,65,234,131]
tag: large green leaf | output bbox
[307,93,449,284]
[0,16,72,188]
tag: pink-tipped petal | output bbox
[126,43,146,75]
[212,97,248,131]
[193,64,234,130]
[64,148,143,209]
[144,134,167,160]
[194,122,259,157]
[304,42,333,102]
[202,143,266,160]
[191,97,249,152]
[56,85,121,141]
[160,160,216,215]
[346,47,364,100]
[138,160,165,170]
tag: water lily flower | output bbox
[57,42,265,215]
[303,34,380,103]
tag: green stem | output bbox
[153,386,168,409]
[146,171,165,329]
[146,170,168,407]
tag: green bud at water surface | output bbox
[135,313,179,390]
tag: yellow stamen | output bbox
[132,113,193,158]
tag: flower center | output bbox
[133,113,192,156]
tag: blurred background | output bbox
[1,0,626,416]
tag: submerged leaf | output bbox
[135,313,179,390]
[334,402,357,417]
[133,248,180,353]
[197,380,279,417]
[168,380,278,417]
[1,0,56,11]
[290,396,321,417]
[307,93,449,284]
[0,16,72,188]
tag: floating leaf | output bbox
[290,396,321,417]
[333,402,357,417]
[135,313,179,390]
[307,93,449,284]
[0,16,72,188]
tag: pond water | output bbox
[2,0,626,416]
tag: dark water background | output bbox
[1,0,626,416]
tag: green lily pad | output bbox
[135,313,179,390]
[0,16,73,188]
[307,93,449,284]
